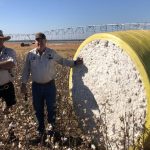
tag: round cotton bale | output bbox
[69,30,150,149]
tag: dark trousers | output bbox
[32,80,56,133]
[0,82,16,107]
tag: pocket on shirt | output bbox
[31,60,37,66]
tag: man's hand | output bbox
[74,57,83,65]
[21,83,27,94]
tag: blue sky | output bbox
[0,0,149,34]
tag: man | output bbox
[0,30,17,112]
[21,32,83,142]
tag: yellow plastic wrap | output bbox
[69,30,150,149]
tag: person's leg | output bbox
[32,82,45,133]
[38,81,62,143]
[2,82,16,107]
[44,80,56,129]
[2,82,17,142]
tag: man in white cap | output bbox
[0,30,17,112]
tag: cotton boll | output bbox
[71,39,147,149]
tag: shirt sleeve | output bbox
[21,53,31,84]
[52,50,75,67]
[5,48,17,65]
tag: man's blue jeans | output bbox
[32,80,56,133]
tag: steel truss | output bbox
[6,23,150,41]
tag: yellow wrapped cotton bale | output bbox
[69,30,150,149]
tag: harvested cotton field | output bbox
[70,30,150,149]
[0,41,98,150]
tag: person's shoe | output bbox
[7,130,18,144]
[47,130,54,137]
[47,130,62,143]
[61,136,83,147]
[30,132,47,145]
[3,106,11,114]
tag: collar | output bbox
[36,47,47,55]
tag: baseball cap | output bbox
[35,32,46,40]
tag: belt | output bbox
[0,82,11,91]
[33,80,55,86]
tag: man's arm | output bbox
[0,60,15,70]
[52,50,83,67]
[20,53,31,94]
